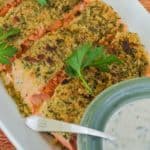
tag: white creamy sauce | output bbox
[103,99,150,150]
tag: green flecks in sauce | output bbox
[103,100,150,150]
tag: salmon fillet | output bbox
[0,0,92,73]
[12,0,125,112]
[6,0,127,115]
[39,32,148,149]
[11,33,65,112]
[0,0,80,46]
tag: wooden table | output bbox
[0,1,149,150]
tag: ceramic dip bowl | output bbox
[78,77,150,150]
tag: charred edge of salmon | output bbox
[20,25,47,53]
[20,0,93,56]
[42,70,67,96]
[52,133,77,150]
[0,0,22,17]
[29,70,67,113]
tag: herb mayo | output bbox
[103,99,150,150]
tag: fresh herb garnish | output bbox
[37,0,47,6]
[0,27,20,64]
[0,27,20,41]
[65,43,122,93]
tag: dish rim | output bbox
[77,77,150,150]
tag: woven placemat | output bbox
[0,0,149,149]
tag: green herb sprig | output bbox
[0,27,20,64]
[65,43,122,93]
[37,0,48,6]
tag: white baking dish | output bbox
[0,0,150,149]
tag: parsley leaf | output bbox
[37,0,47,6]
[0,27,20,41]
[0,27,20,64]
[65,43,93,93]
[65,43,122,93]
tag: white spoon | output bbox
[26,115,115,141]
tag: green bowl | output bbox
[77,77,150,150]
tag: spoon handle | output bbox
[26,116,115,141]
